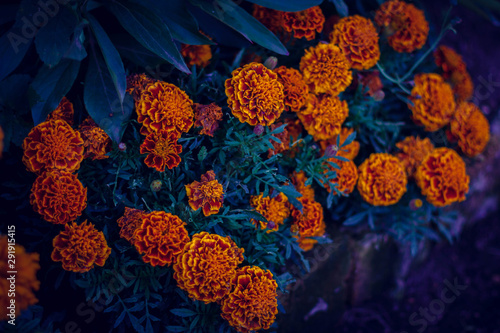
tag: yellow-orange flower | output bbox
[225,62,285,126]
[395,136,435,178]
[298,94,349,141]
[415,147,469,207]
[319,127,360,161]
[322,159,358,195]
[133,211,190,266]
[117,207,144,243]
[51,221,111,273]
[0,235,40,320]
[434,46,474,101]
[250,193,290,232]
[375,0,429,53]
[282,6,325,41]
[300,43,352,95]
[274,66,309,112]
[359,70,384,99]
[46,96,74,126]
[22,120,84,174]
[268,122,290,157]
[173,232,244,303]
[330,15,380,70]
[290,170,315,200]
[126,73,156,109]
[140,130,182,172]
[450,70,474,102]
[137,81,194,136]
[185,170,224,216]
[30,170,87,225]
[220,266,278,333]
[193,103,223,137]
[291,197,325,251]
[181,44,212,68]
[409,73,456,132]
[357,153,407,206]
[78,117,112,160]
[450,102,490,157]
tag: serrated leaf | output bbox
[170,308,197,317]
[114,310,126,328]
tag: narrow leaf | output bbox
[245,0,323,12]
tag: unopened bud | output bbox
[324,144,338,157]
[267,221,276,230]
[118,142,127,152]
[253,125,265,136]
[263,56,278,70]
[409,198,423,210]
[150,179,162,192]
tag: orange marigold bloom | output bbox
[117,207,144,243]
[434,45,467,76]
[291,197,325,251]
[46,96,74,126]
[450,102,490,157]
[133,211,190,266]
[274,66,309,112]
[375,0,429,53]
[268,122,290,157]
[357,153,407,206]
[137,81,194,136]
[252,5,282,35]
[330,15,380,70]
[193,103,223,137]
[319,127,360,160]
[450,70,474,102]
[181,44,212,68]
[51,221,111,273]
[359,70,384,100]
[300,43,352,95]
[0,235,40,320]
[126,73,156,109]
[282,6,325,41]
[185,170,224,216]
[78,117,112,160]
[290,170,315,200]
[30,170,87,225]
[322,159,358,195]
[140,130,182,172]
[250,193,290,232]
[298,94,349,141]
[415,147,469,207]
[225,62,285,126]
[409,73,456,132]
[173,232,244,303]
[395,136,435,178]
[220,266,278,333]
[22,119,84,174]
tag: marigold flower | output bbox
[291,197,325,251]
[274,66,309,112]
[126,73,156,109]
[137,81,194,136]
[395,136,435,178]
[415,147,469,207]
[22,119,84,174]
[450,70,474,102]
[357,153,407,206]
[78,117,112,160]
[140,130,182,172]
[434,46,474,101]
[330,15,380,70]
[298,94,349,141]
[0,235,40,320]
[282,6,325,41]
[51,221,111,273]
[193,103,223,137]
[250,193,290,232]
[359,71,384,100]
[290,170,315,200]
[117,207,144,243]
[319,127,360,161]
[30,170,87,225]
[185,170,224,216]
[173,232,244,303]
[300,43,352,95]
[133,211,190,266]
[268,122,290,157]
[181,44,212,68]
[409,73,456,132]
[252,5,282,36]
[220,266,278,333]
[375,0,429,53]
[450,102,490,157]
[46,96,74,125]
[322,159,358,195]
[225,62,285,126]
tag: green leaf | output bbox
[87,13,126,103]
[107,1,190,73]
[330,0,349,17]
[189,0,288,55]
[166,326,187,332]
[29,59,80,125]
[65,21,88,61]
[170,308,197,317]
[84,50,134,143]
[340,130,356,148]
[112,34,166,68]
[245,0,323,11]
[343,211,368,226]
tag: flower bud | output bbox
[263,56,278,70]
[118,142,127,152]
[150,179,162,192]
[253,125,265,136]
